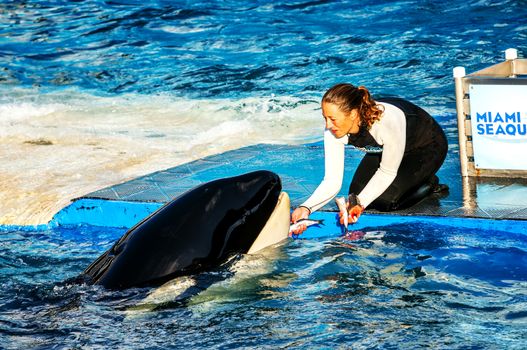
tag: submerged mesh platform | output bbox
[81,142,527,221]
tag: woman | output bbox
[291,83,448,235]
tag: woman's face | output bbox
[322,102,360,138]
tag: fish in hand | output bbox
[289,218,325,235]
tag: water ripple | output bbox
[1,222,526,347]
[1,0,525,110]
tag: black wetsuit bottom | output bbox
[349,139,448,212]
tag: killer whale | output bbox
[82,170,289,290]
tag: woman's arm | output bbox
[357,105,406,208]
[300,129,347,213]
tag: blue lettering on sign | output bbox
[476,112,487,122]
[486,124,494,134]
[505,112,516,123]
[474,111,526,138]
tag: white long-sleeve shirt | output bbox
[301,102,406,212]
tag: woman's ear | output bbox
[349,109,359,121]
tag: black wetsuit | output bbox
[348,97,448,211]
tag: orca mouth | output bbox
[247,191,290,255]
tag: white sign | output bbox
[469,84,527,170]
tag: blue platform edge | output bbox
[48,198,527,238]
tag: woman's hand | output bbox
[290,207,310,235]
[337,204,363,227]
[347,193,364,224]
[348,204,364,224]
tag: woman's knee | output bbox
[368,196,397,212]
[367,186,403,211]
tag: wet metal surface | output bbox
[81,142,527,221]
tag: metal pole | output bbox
[505,48,518,77]
[453,67,468,177]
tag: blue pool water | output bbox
[1,0,526,103]
[2,0,527,348]
[1,223,526,348]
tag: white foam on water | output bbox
[0,88,322,225]
[0,102,64,123]
[155,25,219,34]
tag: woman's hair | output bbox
[322,83,384,129]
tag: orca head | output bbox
[208,170,283,256]
[84,170,286,289]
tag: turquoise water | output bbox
[1,0,526,103]
[2,0,527,348]
[1,223,526,348]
